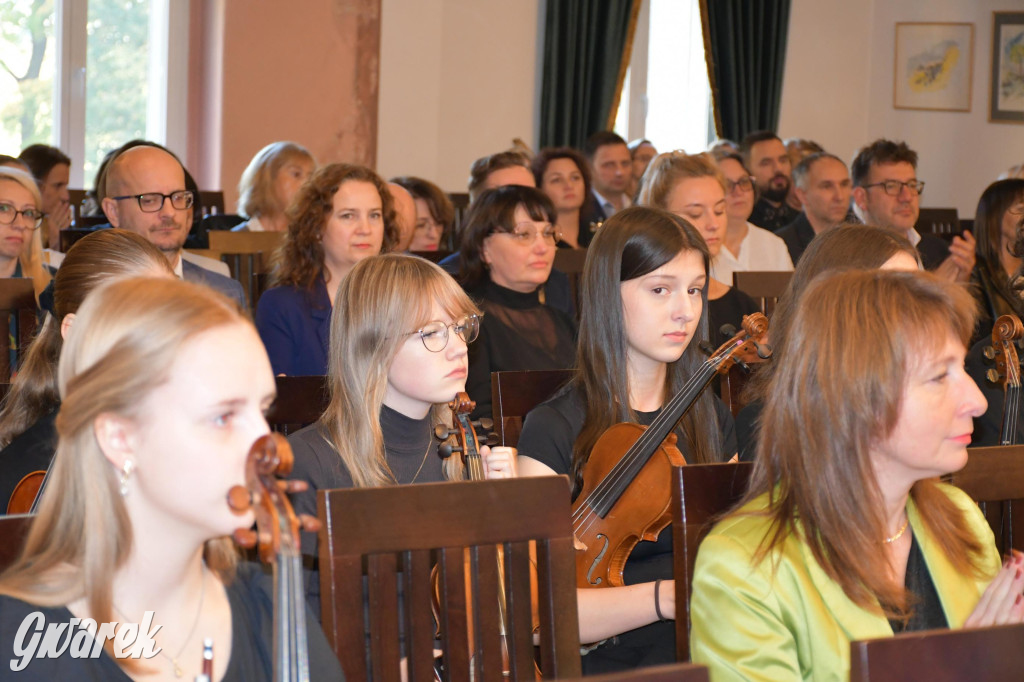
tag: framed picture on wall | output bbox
[990,12,1024,123]
[893,22,974,112]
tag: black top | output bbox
[965,334,1024,447]
[734,399,762,463]
[707,287,761,345]
[288,406,447,617]
[437,253,577,318]
[0,562,344,680]
[887,533,949,634]
[969,261,1024,347]
[749,198,800,233]
[0,409,58,512]
[466,280,577,420]
[916,232,951,272]
[517,383,736,673]
[776,212,817,265]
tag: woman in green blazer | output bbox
[691,269,1024,681]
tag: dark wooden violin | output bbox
[573,312,770,589]
[985,313,1024,445]
[228,433,320,682]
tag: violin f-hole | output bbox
[585,534,610,586]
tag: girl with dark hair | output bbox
[517,206,736,673]
[457,185,577,419]
[692,270,1022,681]
[256,163,399,376]
[968,178,1024,342]
[531,147,592,248]
[391,176,455,252]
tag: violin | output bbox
[228,433,320,682]
[574,313,770,589]
[435,392,541,680]
[6,468,45,515]
[985,314,1024,445]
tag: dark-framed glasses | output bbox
[408,314,481,352]
[725,176,755,193]
[862,180,925,197]
[495,222,562,245]
[0,202,43,230]
[112,190,194,213]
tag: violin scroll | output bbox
[708,312,772,376]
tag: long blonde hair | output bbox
[321,253,480,487]
[0,167,52,298]
[0,278,247,659]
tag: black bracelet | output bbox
[654,580,666,621]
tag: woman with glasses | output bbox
[516,206,736,674]
[256,163,399,376]
[456,185,578,419]
[710,153,793,284]
[287,253,518,614]
[638,152,759,343]
[0,167,52,298]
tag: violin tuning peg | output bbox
[983,346,996,360]
[227,485,252,512]
[483,434,499,447]
[232,527,257,548]
[475,417,494,431]
[754,341,773,359]
[438,443,454,459]
[282,479,309,494]
[698,341,715,357]
[735,358,751,373]
[299,514,321,533]
[987,368,1001,384]
[719,324,737,339]
[434,425,452,440]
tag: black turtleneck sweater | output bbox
[466,280,577,420]
[287,405,447,616]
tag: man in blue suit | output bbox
[101,145,246,308]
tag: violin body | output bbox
[6,470,44,515]
[573,423,686,588]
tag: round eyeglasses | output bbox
[112,190,195,213]
[406,314,481,352]
[0,202,43,230]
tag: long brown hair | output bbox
[570,206,722,496]
[0,230,172,447]
[747,269,989,616]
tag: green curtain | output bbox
[539,0,637,149]
[704,0,791,140]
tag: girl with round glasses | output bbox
[287,253,518,615]
[517,206,737,674]
[457,185,577,419]
[0,167,52,298]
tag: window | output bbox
[0,1,58,153]
[615,0,714,153]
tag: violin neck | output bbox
[1001,383,1021,446]
[274,552,311,682]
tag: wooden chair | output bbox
[208,231,285,309]
[849,623,1024,682]
[410,250,451,264]
[0,279,38,382]
[491,369,574,447]
[198,190,225,216]
[554,662,710,681]
[732,271,792,316]
[553,249,587,318]
[448,192,470,242]
[60,226,103,252]
[671,462,753,661]
[916,207,961,240]
[949,445,1024,555]
[0,514,33,572]
[264,375,329,435]
[318,476,582,681]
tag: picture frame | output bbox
[990,12,1024,124]
[894,22,974,112]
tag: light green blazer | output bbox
[690,483,999,682]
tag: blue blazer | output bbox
[181,259,247,310]
[255,278,331,376]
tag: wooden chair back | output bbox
[61,226,102,251]
[732,271,792,316]
[197,190,225,216]
[553,249,587,318]
[671,462,753,661]
[449,192,470,241]
[0,514,33,572]
[554,662,710,681]
[850,623,1024,682]
[950,445,1024,555]
[491,370,574,447]
[916,207,962,240]
[208,231,284,308]
[318,476,582,681]
[410,250,451,264]
[264,375,329,435]
[0,279,38,382]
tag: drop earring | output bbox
[119,460,135,497]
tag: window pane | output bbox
[0,0,57,152]
[84,0,150,187]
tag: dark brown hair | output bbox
[851,139,918,187]
[391,176,456,248]
[531,147,593,200]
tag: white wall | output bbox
[780,0,1024,217]
[377,0,541,193]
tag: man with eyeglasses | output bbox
[777,153,853,264]
[101,145,245,306]
[851,139,975,282]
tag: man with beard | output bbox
[851,138,974,282]
[102,145,246,306]
[741,131,800,232]
[777,153,853,264]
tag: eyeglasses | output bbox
[111,190,194,213]
[492,223,562,245]
[862,180,925,197]
[0,203,43,230]
[725,176,755,193]
[406,314,481,352]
